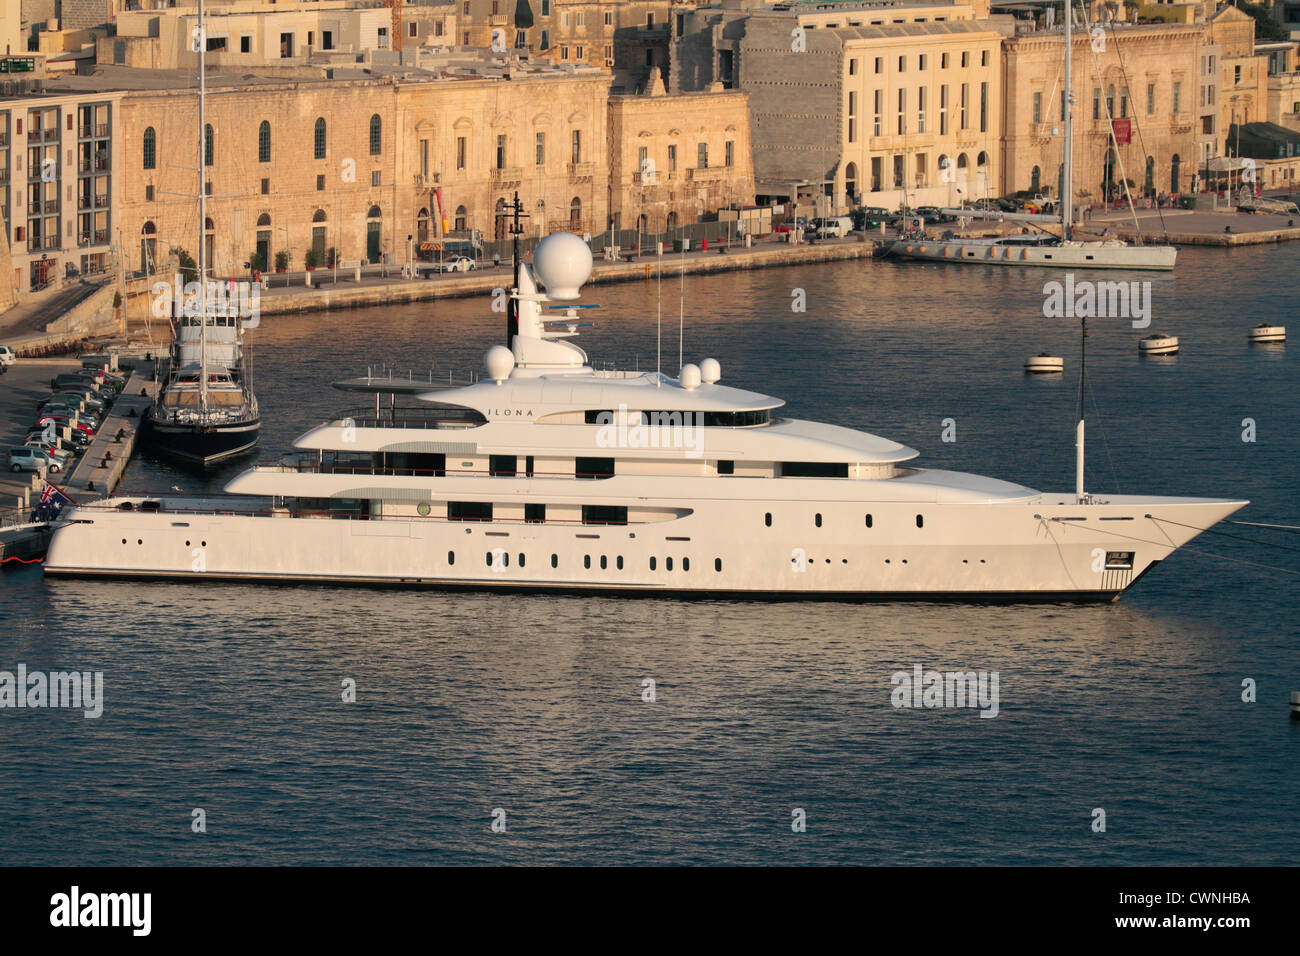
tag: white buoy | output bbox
[1024,353,1064,374]
[1291,691,1300,721]
[1249,324,1286,343]
[1139,333,1179,356]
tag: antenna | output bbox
[198,0,208,415]
[678,238,685,372]
[656,238,663,386]
[500,192,527,346]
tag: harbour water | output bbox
[2,245,1297,864]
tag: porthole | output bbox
[650,556,657,571]
[137,539,143,545]
[715,558,722,572]
[815,513,822,527]
[448,551,455,565]
[683,557,690,572]
[666,557,674,572]
[518,553,526,568]
[764,512,772,527]
[865,514,873,528]
[121,538,127,544]
[185,540,190,546]
[616,556,624,570]
[416,502,431,516]
[916,514,924,528]
[600,555,607,570]
[201,540,207,547]
[551,554,558,568]
[885,559,891,564]
[584,555,591,569]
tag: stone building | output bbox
[1001,21,1206,203]
[0,89,122,296]
[104,61,611,279]
[606,83,754,233]
[1211,4,1269,141]
[672,0,1006,211]
[456,0,673,91]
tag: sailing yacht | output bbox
[146,0,260,466]
[889,4,1177,271]
[44,229,1243,599]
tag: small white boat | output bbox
[1025,353,1064,374]
[1248,324,1286,343]
[1139,333,1179,356]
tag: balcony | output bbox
[28,199,58,215]
[568,161,597,180]
[78,229,110,247]
[78,157,110,174]
[0,169,7,184]
[27,235,60,252]
[491,165,524,184]
[0,131,7,147]
[687,166,726,182]
[27,128,58,143]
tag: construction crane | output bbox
[383,0,403,53]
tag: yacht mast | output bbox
[198,0,208,413]
[1062,0,1073,239]
[1076,315,1087,503]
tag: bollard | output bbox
[305,269,313,287]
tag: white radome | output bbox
[679,363,701,389]
[700,358,721,383]
[485,345,515,382]
[532,232,593,300]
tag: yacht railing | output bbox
[328,406,486,429]
[258,457,615,479]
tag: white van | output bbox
[810,216,853,239]
[0,345,16,367]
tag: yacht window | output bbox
[717,460,735,475]
[715,558,722,572]
[584,555,591,569]
[916,514,924,528]
[683,557,690,572]
[600,555,608,570]
[525,503,546,523]
[518,553,526,568]
[782,462,849,478]
[616,556,624,570]
[1105,551,1135,570]
[815,513,822,527]
[582,505,628,525]
[448,501,493,522]
[866,514,873,528]
[576,457,615,479]
[526,455,535,477]
[584,410,614,424]
[666,557,674,571]
[411,453,447,477]
[490,454,517,477]
[447,551,455,565]
[765,513,772,527]
[551,553,558,568]
[650,556,657,571]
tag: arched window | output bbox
[314,118,326,160]
[204,123,214,166]
[665,211,678,231]
[367,205,381,220]
[845,161,858,203]
[957,153,969,172]
[312,208,328,223]
[143,127,156,170]
[258,121,271,163]
[1144,155,1155,196]
[1031,165,1041,191]
[140,221,158,274]
[454,205,467,231]
[1170,154,1181,193]
[1106,85,1115,118]
[976,151,988,169]
[569,196,582,229]
[256,213,272,227]
[369,114,382,155]
[417,207,430,243]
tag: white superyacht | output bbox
[44,233,1243,600]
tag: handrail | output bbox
[66,500,642,527]
[256,459,615,479]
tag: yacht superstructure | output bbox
[44,232,1244,600]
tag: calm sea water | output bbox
[2,246,1297,865]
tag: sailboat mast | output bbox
[197,0,208,413]
[1062,0,1073,238]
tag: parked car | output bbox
[53,389,108,411]
[0,345,16,367]
[438,256,477,273]
[35,414,96,437]
[8,446,62,474]
[809,216,853,239]
[853,206,891,230]
[22,440,72,469]
[27,426,90,449]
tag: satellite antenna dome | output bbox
[699,358,721,383]
[484,344,516,383]
[679,363,701,390]
[532,232,593,300]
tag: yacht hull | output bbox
[146,415,261,466]
[43,492,1244,602]
[888,239,1178,270]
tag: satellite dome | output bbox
[679,363,701,390]
[532,232,593,300]
[699,358,721,383]
[484,344,516,382]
